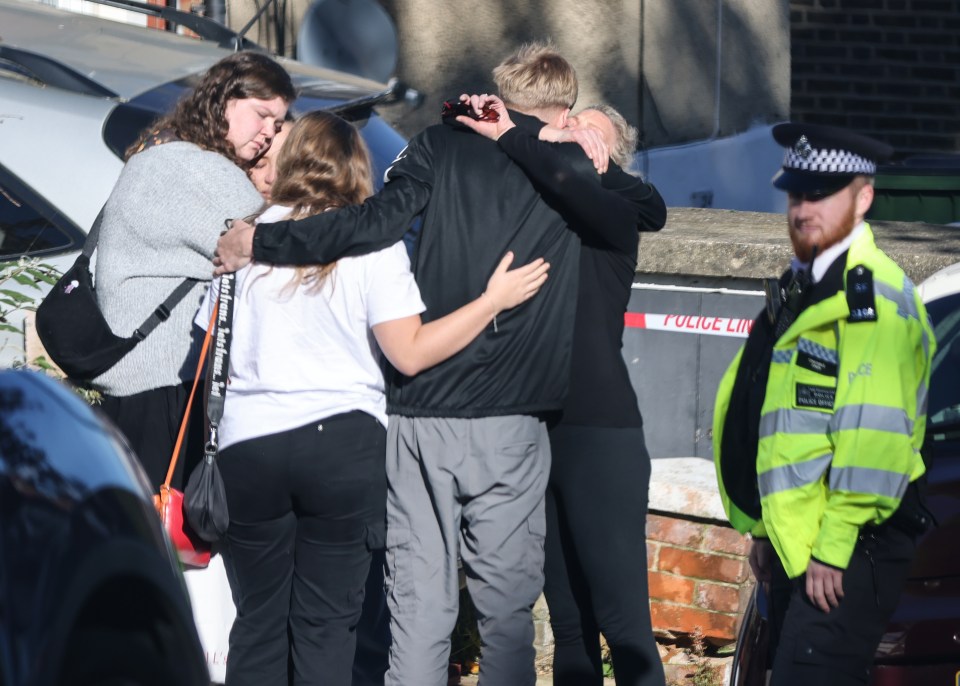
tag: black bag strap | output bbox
[82,203,201,341]
[133,278,201,340]
[80,206,106,259]
[205,273,235,453]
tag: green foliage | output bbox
[0,257,61,362]
[0,257,102,404]
[690,627,721,686]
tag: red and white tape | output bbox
[624,313,753,338]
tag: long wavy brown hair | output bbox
[126,51,296,164]
[270,110,375,292]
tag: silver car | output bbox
[0,0,409,366]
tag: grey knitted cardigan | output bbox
[93,142,263,396]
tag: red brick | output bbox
[646,514,704,548]
[703,525,751,557]
[649,601,738,642]
[657,546,747,584]
[646,542,658,570]
[695,581,741,614]
[648,571,695,604]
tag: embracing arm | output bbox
[373,252,549,375]
[214,135,435,273]
[252,176,430,266]
[498,127,666,253]
[454,97,665,254]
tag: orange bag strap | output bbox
[160,302,219,494]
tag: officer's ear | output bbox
[855,178,875,221]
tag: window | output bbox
[927,292,960,435]
[0,165,83,259]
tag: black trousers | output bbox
[767,518,918,686]
[99,380,206,491]
[543,424,665,686]
[219,411,387,686]
[352,550,390,686]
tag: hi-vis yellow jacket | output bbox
[713,225,935,579]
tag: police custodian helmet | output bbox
[771,122,894,199]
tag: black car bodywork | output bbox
[0,371,208,685]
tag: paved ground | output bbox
[458,676,616,685]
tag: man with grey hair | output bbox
[213,42,655,686]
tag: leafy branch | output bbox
[0,257,102,404]
[0,256,60,337]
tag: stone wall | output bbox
[790,0,960,157]
[225,0,790,146]
[647,514,750,645]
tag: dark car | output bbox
[730,263,960,685]
[0,370,209,685]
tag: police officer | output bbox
[713,122,935,685]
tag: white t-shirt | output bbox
[196,205,425,449]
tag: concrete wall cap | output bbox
[640,208,960,284]
[650,456,727,523]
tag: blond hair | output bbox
[581,103,638,169]
[268,111,375,293]
[492,42,578,113]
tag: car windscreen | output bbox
[926,292,960,435]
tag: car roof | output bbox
[919,261,960,304]
[0,0,408,233]
[0,0,390,101]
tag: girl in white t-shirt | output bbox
[198,111,548,686]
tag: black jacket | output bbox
[496,121,666,427]
[253,112,656,418]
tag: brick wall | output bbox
[790,0,960,157]
[646,513,752,645]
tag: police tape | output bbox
[624,313,753,338]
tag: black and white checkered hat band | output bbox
[783,147,876,175]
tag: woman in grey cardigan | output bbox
[94,52,296,490]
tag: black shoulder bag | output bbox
[183,273,235,543]
[35,207,197,380]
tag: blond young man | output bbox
[212,43,616,685]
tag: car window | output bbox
[0,165,83,259]
[926,292,960,434]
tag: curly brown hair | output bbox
[127,51,296,164]
[269,110,375,292]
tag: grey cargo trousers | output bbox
[384,415,551,686]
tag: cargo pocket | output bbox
[521,508,547,589]
[792,638,872,682]
[365,520,386,552]
[385,526,417,607]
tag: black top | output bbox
[496,122,666,427]
[253,112,639,418]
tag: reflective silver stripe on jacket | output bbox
[917,378,928,421]
[875,278,919,322]
[759,408,831,439]
[876,277,932,363]
[828,404,913,437]
[758,452,832,497]
[828,466,911,499]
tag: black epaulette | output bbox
[846,264,877,323]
